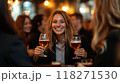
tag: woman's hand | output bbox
[34,46,45,60]
[77,62,85,67]
[74,48,87,58]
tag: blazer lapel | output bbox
[51,43,56,61]
[65,44,70,64]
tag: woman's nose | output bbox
[27,23,32,27]
[56,22,60,27]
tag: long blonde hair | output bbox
[91,0,120,54]
[46,10,77,51]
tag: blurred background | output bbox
[8,0,94,27]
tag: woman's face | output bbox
[23,17,32,33]
[52,14,66,36]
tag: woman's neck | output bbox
[57,34,65,44]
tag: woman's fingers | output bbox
[74,48,87,58]
[36,46,44,49]
[34,46,45,55]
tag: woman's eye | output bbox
[24,22,31,25]
[24,23,27,25]
[53,20,57,23]
[60,20,65,23]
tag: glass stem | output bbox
[74,48,78,57]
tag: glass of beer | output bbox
[39,33,49,57]
[81,59,93,67]
[71,35,82,59]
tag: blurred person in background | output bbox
[71,13,95,59]
[0,0,32,66]
[15,15,33,56]
[71,12,92,42]
[34,10,87,66]
[28,14,48,61]
[15,15,32,46]
[28,15,48,51]
[92,0,120,66]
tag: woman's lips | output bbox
[25,27,31,30]
[54,27,63,31]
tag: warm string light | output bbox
[43,0,54,8]
[62,6,69,12]
[7,0,20,11]
[14,0,20,5]
[7,0,20,6]
[7,0,14,5]
[44,0,49,6]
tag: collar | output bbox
[55,38,65,44]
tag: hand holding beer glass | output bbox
[34,33,49,58]
[71,35,82,59]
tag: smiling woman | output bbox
[47,10,76,51]
[52,14,66,36]
[15,15,32,46]
[34,10,88,66]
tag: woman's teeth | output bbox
[26,27,31,30]
[56,28,61,30]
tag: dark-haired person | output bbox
[27,15,48,58]
[71,13,94,59]
[28,15,48,50]
[71,13,92,41]
[92,0,120,66]
[0,0,32,66]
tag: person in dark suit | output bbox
[70,12,93,43]
[91,0,120,66]
[0,0,32,66]
[34,10,87,66]
[71,13,95,59]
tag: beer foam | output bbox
[52,62,61,65]
[39,40,49,41]
[71,41,81,43]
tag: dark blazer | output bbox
[78,27,93,43]
[93,30,120,67]
[0,32,33,66]
[34,43,78,65]
[78,27,95,59]
[33,37,91,65]
[47,43,76,65]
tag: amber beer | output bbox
[39,40,49,47]
[51,62,61,67]
[82,63,92,67]
[81,59,93,67]
[71,41,81,49]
